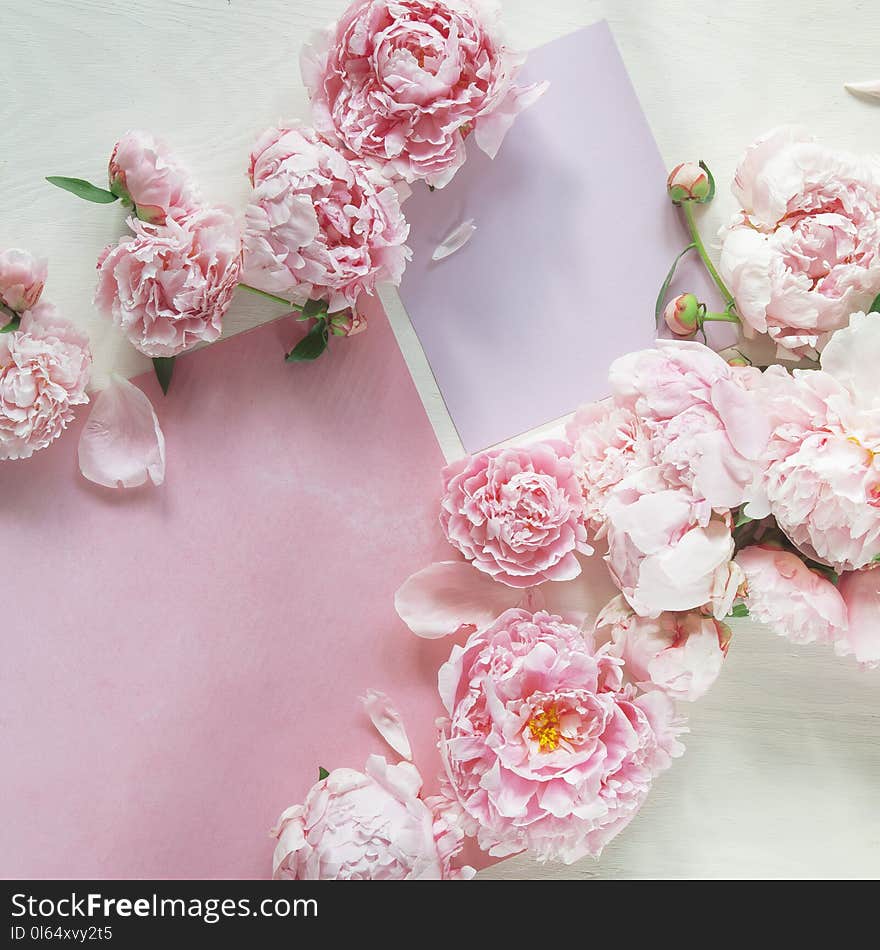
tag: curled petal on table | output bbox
[78,375,165,489]
[432,220,476,262]
[395,560,521,639]
[844,79,880,100]
[361,689,412,761]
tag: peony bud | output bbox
[0,248,48,314]
[328,305,368,338]
[667,162,713,204]
[664,293,701,336]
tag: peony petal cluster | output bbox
[0,248,48,315]
[595,595,730,702]
[0,304,92,460]
[243,123,410,312]
[96,208,242,358]
[837,569,880,666]
[434,609,686,863]
[576,340,767,618]
[272,754,473,880]
[749,312,880,571]
[300,0,547,188]
[439,441,593,588]
[108,130,201,225]
[735,545,848,646]
[719,126,880,359]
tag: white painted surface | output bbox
[3,0,879,879]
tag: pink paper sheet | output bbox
[1,299,461,879]
[397,21,725,452]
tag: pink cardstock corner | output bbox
[1,298,466,879]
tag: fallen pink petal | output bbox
[432,219,477,262]
[78,375,166,489]
[361,689,412,760]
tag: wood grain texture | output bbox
[2,0,879,879]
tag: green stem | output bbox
[682,202,736,308]
[238,283,303,312]
[701,311,741,324]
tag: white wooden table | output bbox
[3,0,879,879]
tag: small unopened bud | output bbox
[667,162,713,204]
[664,293,701,336]
[328,305,368,338]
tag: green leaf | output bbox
[1,316,20,333]
[318,767,329,781]
[286,318,329,362]
[869,292,880,314]
[728,604,750,619]
[655,244,697,325]
[46,176,119,204]
[698,160,716,203]
[302,298,329,320]
[734,511,754,528]
[873,554,880,564]
[152,356,175,396]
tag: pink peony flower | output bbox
[735,545,848,645]
[719,126,880,358]
[95,208,242,358]
[435,608,686,863]
[667,162,712,204]
[439,442,592,588]
[595,595,730,702]
[0,304,91,461]
[300,0,547,188]
[750,312,880,571]
[243,123,410,313]
[0,248,48,315]
[837,569,880,667]
[108,130,201,225]
[272,755,473,880]
[564,400,652,537]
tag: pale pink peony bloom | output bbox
[0,304,91,461]
[300,0,547,188]
[243,123,410,313]
[0,248,48,314]
[440,441,592,589]
[609,340,770,514]
[78,376,165,489]
[735,545,848,645]
[719,126,880,359]
[750,312,880,571]
[95,208,242,358]
[564,400,652,537]
[434,609,686,863]
[272,755,473,880]
[837,569,880,667]
[108,130,201,225]
[595,595,730,702]
[604,498,736,618]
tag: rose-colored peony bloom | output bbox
[719,126,880,358]
[750,312,880,571]
[300,0,547,188]
[564,401,652,537]
[440,441,593,588]
[0,304,91,461]
[95,208,242,358]
[595,595,729,702]
[0,248,48,314]
[243,124,410,313]
[108,130,201,225]
[837,569,880,667]
[272,755,473,880]
[582,340,767,618]
[434,609,686,863]
[735,546,848,645]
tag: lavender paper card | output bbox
[397,21,721,452]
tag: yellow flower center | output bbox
[848,435,878,462]
[528,704,562,752]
